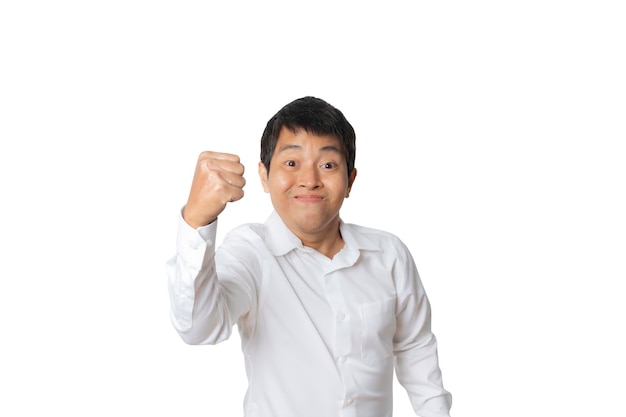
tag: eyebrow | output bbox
[277,144,343,154]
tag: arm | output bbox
[166,215,255,345]
[393,245,452,417]
[166,151,251,345]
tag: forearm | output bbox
[395,335,452,417]
[393,248,452,417]
[166,251,234,345]
[166,216,237,345]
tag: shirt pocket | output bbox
[359,297,397,366]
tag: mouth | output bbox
[294,194,324,203]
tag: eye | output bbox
[285,160,297,167]
[321,162,337,169]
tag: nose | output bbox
[298,164,321,189]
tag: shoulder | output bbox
[217,223,268,265]
[223,222,266,242]
[343,222,411,255]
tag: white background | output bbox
[1,1,625,416]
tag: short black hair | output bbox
[260,96,356,176]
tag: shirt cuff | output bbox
[176,208,217,266]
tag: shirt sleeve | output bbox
[165,212,255,345]
[393,243,453,417]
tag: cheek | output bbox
[267,173,292,193]
[332,178,350,194]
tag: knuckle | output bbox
[198,150,213,160]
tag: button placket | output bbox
[324,270,358,415]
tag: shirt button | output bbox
[338,356,347,364]
[338,313,347,320]
[347,398,354,405]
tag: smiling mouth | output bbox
[294,195,324,202]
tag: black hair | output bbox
[260,96,356,176]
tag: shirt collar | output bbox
[264,211,304,256]
[263,211,381,259]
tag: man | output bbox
[167,96,452,416]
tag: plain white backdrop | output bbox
[1,1,624,416]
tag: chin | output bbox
[296,214,337,232]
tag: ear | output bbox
[258,162,270,193]
[345,168,357,198]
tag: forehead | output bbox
[275,126,343,154]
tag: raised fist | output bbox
[182,151,246,228]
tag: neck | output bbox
[292,219,344,259]
[301,231,344,259]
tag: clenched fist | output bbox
[183,151,246,228]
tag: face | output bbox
[258,127,357,242]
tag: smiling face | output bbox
[258,127,357,250]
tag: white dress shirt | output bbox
[167,211,452,417]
